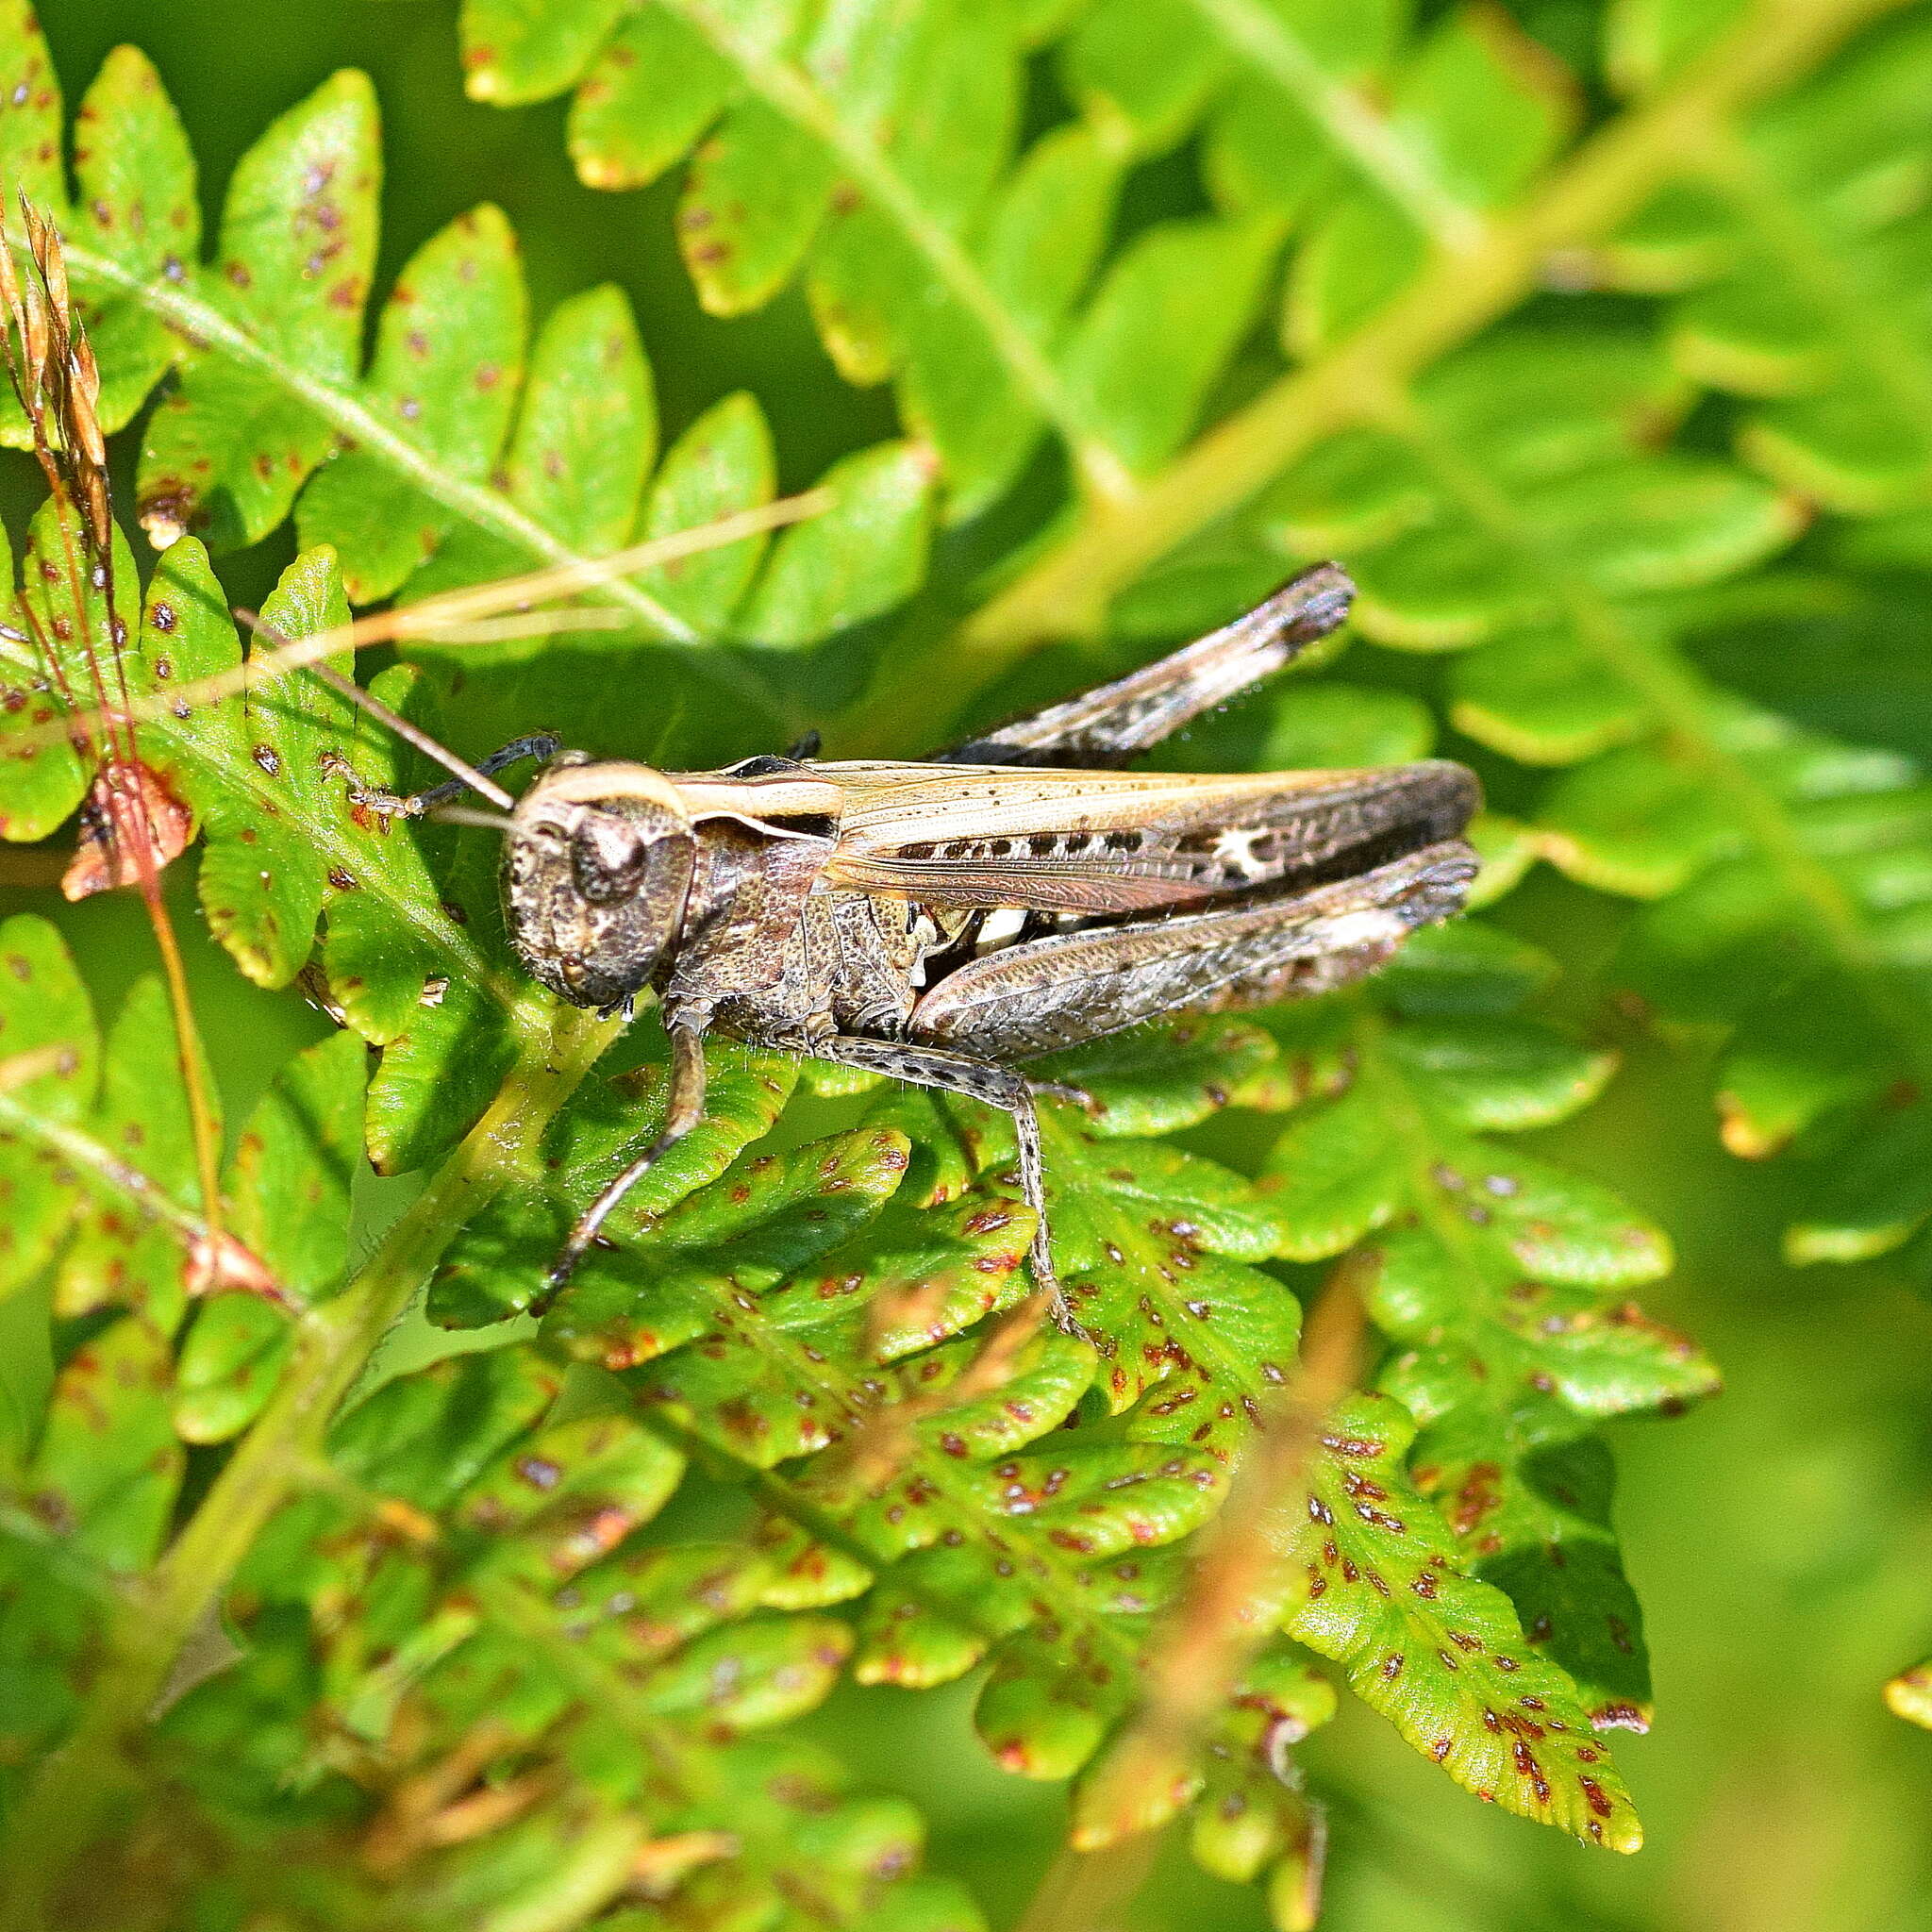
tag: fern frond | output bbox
[1234,304,1932,1268]
[463,0,1596,528]
[1609,9,1932,512]
[394,969,1656,1857]
[899,0,1896,711]
[1257,932,1718,1732]
[0,19,932,668]
[4,2,1927,1925]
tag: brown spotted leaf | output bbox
[120,541,523,1172]
[1279,1394,1641,1852]
[296,205,529,603]
[1257,938,1712,1728]
[137,69,382,552]
[58,760,194,900]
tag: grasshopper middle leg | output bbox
[541,1023,1073,1327]
[790,1032,1069,1322]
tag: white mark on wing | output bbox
[1317,908,1407,951]
[1212,827,1267,877]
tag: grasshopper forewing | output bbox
[380,562,1479,1319]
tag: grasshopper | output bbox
[371,562,1479,1320]
[0,202,1474,1324]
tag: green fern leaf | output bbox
[0,916,101,1298]
[472,0,1306,512]
[51,974,210,1331]
[138,69,383,552]
[0,15,930,668]
[0,43,196,447]
[294,205,529,604]
[1607,14,1932,513]
[8,0,1929,1922]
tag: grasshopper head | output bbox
[504,759,696,1010]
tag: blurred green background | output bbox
[8,4,1932,1928]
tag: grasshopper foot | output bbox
[535,1224,608,1313]
[1049,1294,1096,1347]
[1027,1226,1094,1344]
[352,788,426,820]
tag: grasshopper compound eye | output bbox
[571,809,656,904]
[505,763,697,1009]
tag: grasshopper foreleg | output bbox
[357,732,564,819]
[545,1019,708,1298]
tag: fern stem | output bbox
[658,0,1138,506]
[1064,1270,1362,1857]
[54,242,700,646]
[130,871,230,1257]
[0,1000,619,1932]
[843,0,1906,748]
[1013,1840,1164,1932]
[1180,0,1488,253]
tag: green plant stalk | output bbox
[838,0,1907,751]
[0,998,619,1932]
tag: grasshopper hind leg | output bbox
[936,563,1353,768]
[795,1034,1074,1329]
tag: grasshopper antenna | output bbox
[424,804,523,832]
[233,608,519,811]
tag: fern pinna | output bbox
[1,2,1929,1929]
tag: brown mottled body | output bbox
[458,566,1480,1311]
